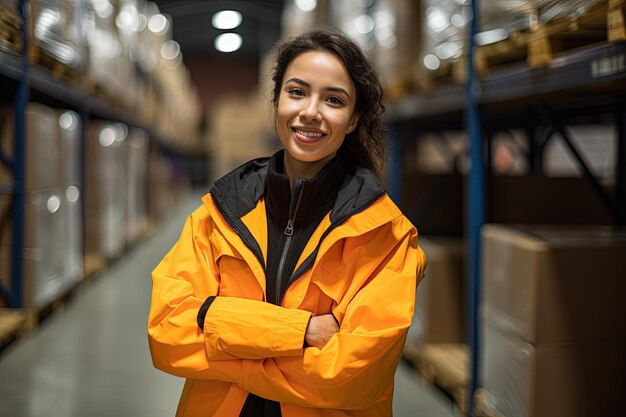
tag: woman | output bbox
[148,28,426,417]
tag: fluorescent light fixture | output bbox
[212,10,243,29]
[474,28,508,46]
[215,33,243,52]
[295,0,316,12]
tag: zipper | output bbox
[277,191,385,306]
[275,179,305,304]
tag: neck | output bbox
[283,152,336,183]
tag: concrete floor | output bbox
[0,190,458,417]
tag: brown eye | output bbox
[287,88,305,97]
[327,96,344,106]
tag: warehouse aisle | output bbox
[0,190,457,417]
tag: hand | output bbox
[305,314,339,349]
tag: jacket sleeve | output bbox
[148,207,243,381]
[236,223,427,410]
[148,205,313,381]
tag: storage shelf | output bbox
[387,41,626,127]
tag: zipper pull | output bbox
[284,220,294,236]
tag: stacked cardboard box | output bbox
[125,128,149,244]
[84,121,127,263]
[407,236,466,347]
[0,104,82,308]
[480,224,626,417]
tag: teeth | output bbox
[295,128,322,138]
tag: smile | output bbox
[293,128,324,138]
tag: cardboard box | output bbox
[57,109,82,186]
[0,189,63,248]
[0,188,79,308]
[481,319,625,417]
[0,103,61,191]
[408,236,466,346]
[84,122,127,260]
[125,128,149,243]
[482,224,626,343]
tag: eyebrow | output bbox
[285,77,352,99]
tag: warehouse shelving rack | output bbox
[0,0,191,313]
[387,1,626,415]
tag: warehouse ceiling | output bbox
[152,0,285,59]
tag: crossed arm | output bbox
[148,210,424,409]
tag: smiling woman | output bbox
[148,28,427,417]
[275,50,358,179]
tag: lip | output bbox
[291,127,326,144]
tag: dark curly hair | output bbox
[270,28,388,181]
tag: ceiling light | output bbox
[161,40,181,60]
[215,33,243,53]
[295,0,316,12]
[148,13,168,34]
[212,10,243,30]
[355,15,375,34]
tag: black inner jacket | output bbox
[199,149,386,416]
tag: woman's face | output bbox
[275,50,358,178]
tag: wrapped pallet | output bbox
[0,104,82,308]
[57,110,83,284]
[0,189,68,308]
[84,121,128,263]
[480,224,626,417]
[125,127,149,244]
[84,0,134,105]
[407,236,466,347]
[418,0,470,87]
[0,104,60,191]
[30,0,90,76]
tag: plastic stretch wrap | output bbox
[125,128,149,243]
[421,0,470,75]
[57,110,83,283]
[31,0,90,73]
[85,122,128,260]
[478,0,605,44]
[481,316,626,417]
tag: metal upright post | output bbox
[617,107,626,226]
[11,0,29,308]
[387,124,403,207]
[466,0,484,415]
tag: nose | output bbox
[299,97,321,122]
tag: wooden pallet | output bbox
[415,57,467,92]
[83,253,107,282]
[22,283,80,331]
[474,388,504,417]
[477,0,626,74]
[404,342,470,414]
[0,308,25,351]
[0,7,22,53]
[28,44,83,84]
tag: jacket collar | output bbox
[207,150,386,225]
[265,150,345,224]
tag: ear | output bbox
[347,114,359,134]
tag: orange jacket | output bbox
[148,159,426,416]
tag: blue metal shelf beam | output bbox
[11,0,29,308]
[466,1,483,415]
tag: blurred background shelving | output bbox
[1,1,625,417]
